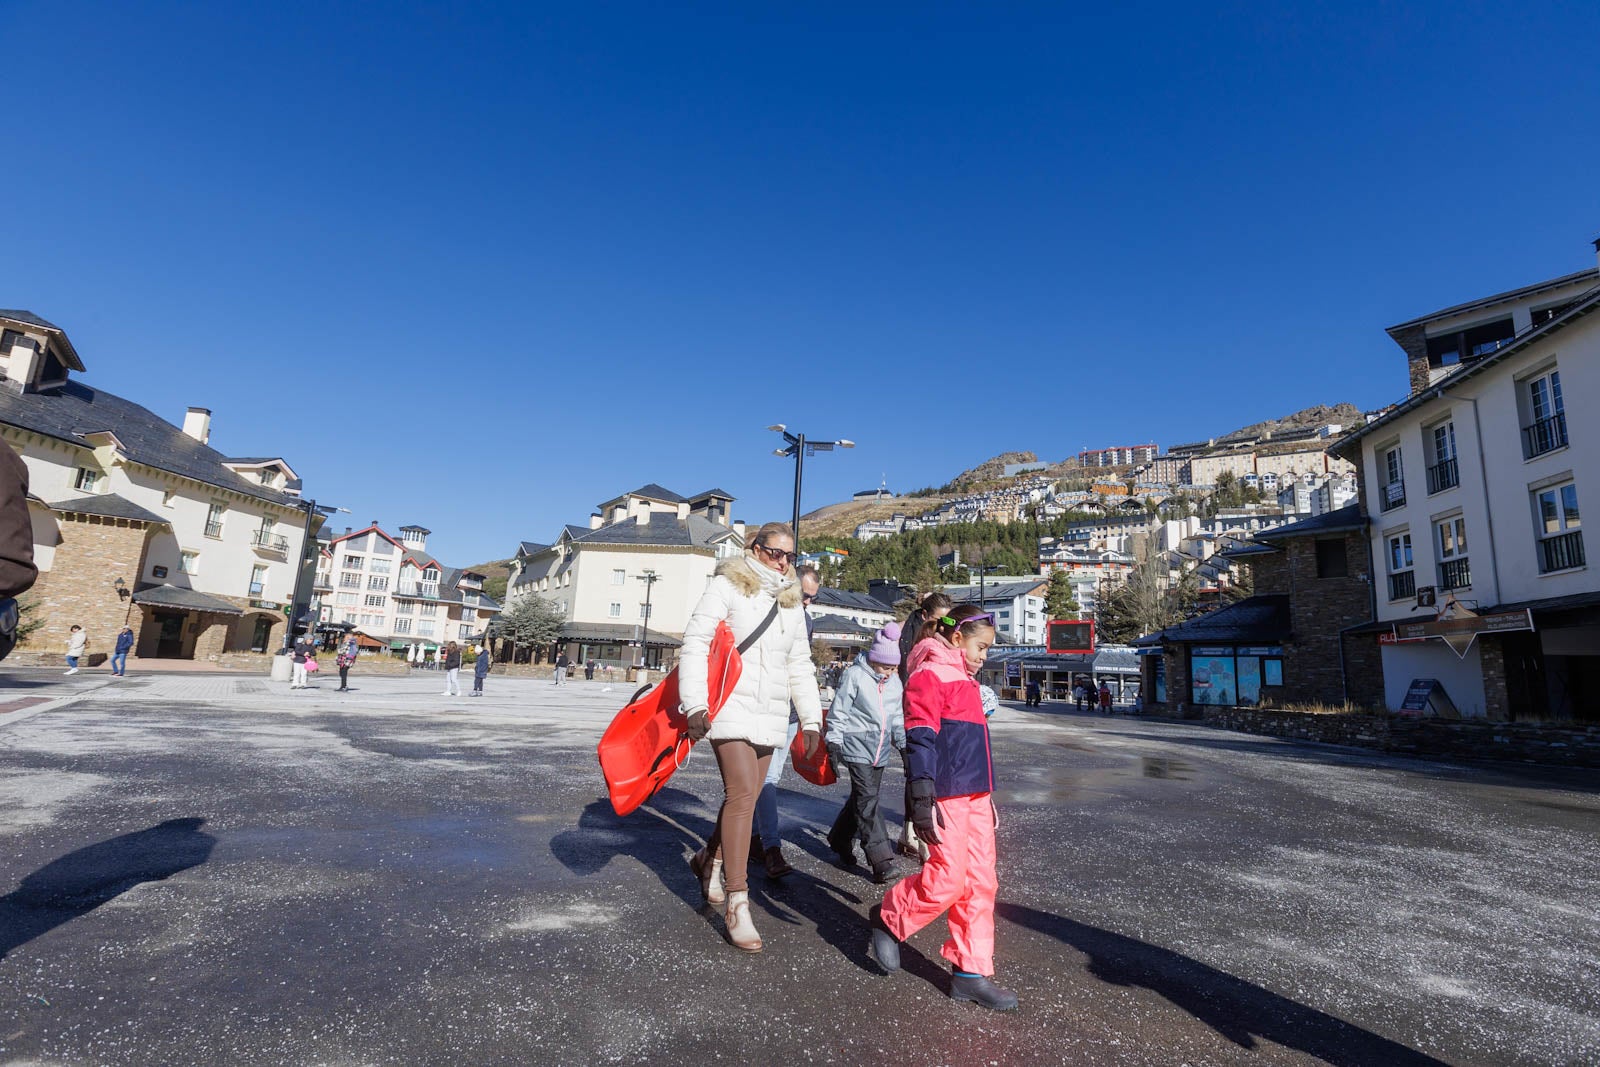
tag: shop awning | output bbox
[131,584,244,616]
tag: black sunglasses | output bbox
[756,543,798,565]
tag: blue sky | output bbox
[6,2,1598,565]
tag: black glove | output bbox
[908,778,944,845]
[684,709,711,741]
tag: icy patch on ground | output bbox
[0,768,109,834]
[503,901,619,934]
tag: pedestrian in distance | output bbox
[472,644,490,696]
[63,624,87,675]
[553,650,570,685]
[442,641,462,696]
[870,604,1019,1012]
[290,634,314,689]
[753,565,820,880]
[1025,678,1041,707]
[680,522,823,953]
[824,623,907,885]
[1098,681,1113,715]
[111,625,134,677]
[336,633,358,692]
[1074,681,1088,712]
[584,659,596,681]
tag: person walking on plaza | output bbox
[472,644,490,696]
[870,604,1018,1011]
[825,623,907,884]
[1098,681,1113,715]
[1074,681,1089,712]
[110,625,134,677]
[442,641,462,696]
[64,625,88,675]
[680,522,822,953]
[1025,677,1041,707]
[752,565,819,879]
[553,651,570,685]
[584,659,595,681]
[290,633,314,689]
[336,633,358,692]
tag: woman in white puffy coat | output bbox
[679,521,822,953]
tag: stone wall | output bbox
[1391,323,1431,395]
[19,514,153,663]
[1281,532,1373,706]
[1200,706,1600,768]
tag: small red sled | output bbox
[597,621,741,816]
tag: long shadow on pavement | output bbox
[0,818,216,961]
[999,902,1448,1066]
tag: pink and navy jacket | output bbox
[903,638,995,799]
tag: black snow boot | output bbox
[868,905,900,973]
[950,973,1019,1011]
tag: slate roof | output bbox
[0,309,63,331]
[1133,595,1291,646]
[131,583,245,615]
[810,614,875,637]
[812,587,895,614]
[0,379,301,509]
[46,493,169,525]
[570,513,736,549]
[1254,504,1366,540]
[620,483,687,504]
[948,579,1049,601]
[517,541,550,557]
[688,487,734,500]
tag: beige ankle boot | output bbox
[725,890,762,952]
[690,849,726,909]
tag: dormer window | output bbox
[74,467,103,494]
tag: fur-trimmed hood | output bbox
[717,553,804,609]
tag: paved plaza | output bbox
[0,667,1596,1065]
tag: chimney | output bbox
[589,513,604,530]
[344,527,352,536]
[181,407,212,444]
[732,519,746,543]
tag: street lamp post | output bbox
[973,563,1000,638]
[768,425,854,542]
[282,499,348,651]
[635,569,660,673]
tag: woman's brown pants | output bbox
[706,739,774,893]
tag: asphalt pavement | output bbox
[0,668,1595,1066]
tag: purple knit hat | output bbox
[867,622,902,666]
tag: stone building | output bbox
[1135,505,1382,712]
[1,310,310,665]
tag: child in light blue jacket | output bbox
[824,624,907,884]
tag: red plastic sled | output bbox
[597,621,741,816]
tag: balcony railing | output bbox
[1522,412,1568,458]
[1380,481,1407,512]
[251,530,289,555]
[1438,557,1472,591]
[1387,570,1415,601]
[204,521,224,538]
[1426,458,1459,495]
[1538,530,1586,574]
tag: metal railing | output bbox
[1438,557,1472,591]
[251,530,289,554]
[1538,530,1585,573]
[1380,481,1407,512]
[1387,570,1415,601]
[204,521,224,538]
[1426,458,1459,495]
[1521,412,1568,458]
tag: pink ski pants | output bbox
[880,792,998,975]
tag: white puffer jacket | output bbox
[679,554,822,748]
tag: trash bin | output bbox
[269,649,293,682]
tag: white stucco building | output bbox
[1331,244,1598,721]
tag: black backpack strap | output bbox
[736,598,784,656]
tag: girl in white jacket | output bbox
[679,522,823,953]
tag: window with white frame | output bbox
[638,603,652,620]
[367,575,388,591]
[1435,515,1470,590]
[420,602,438,617]
[608,602,622,618]
[418,621,436,637]
[179,550,199,575]
[205,501,226,537]
[340,573,362,589]
[1533,480,1584,573]
[364,593,385,607]
[369,557,392,575]
[1385,531,1414,601]
[395,618,411,634]
[74,467,103,493]
[423,567,440,582]
[612,569,626,585]
[1426,420,1459,494]
[249,564,268,596]
[1523,368,1567,458]
[459,625,473,640]
[336,592,357,606]
[343,555,364,570]
[1379,445,1405,511]
[395,599,414,615]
